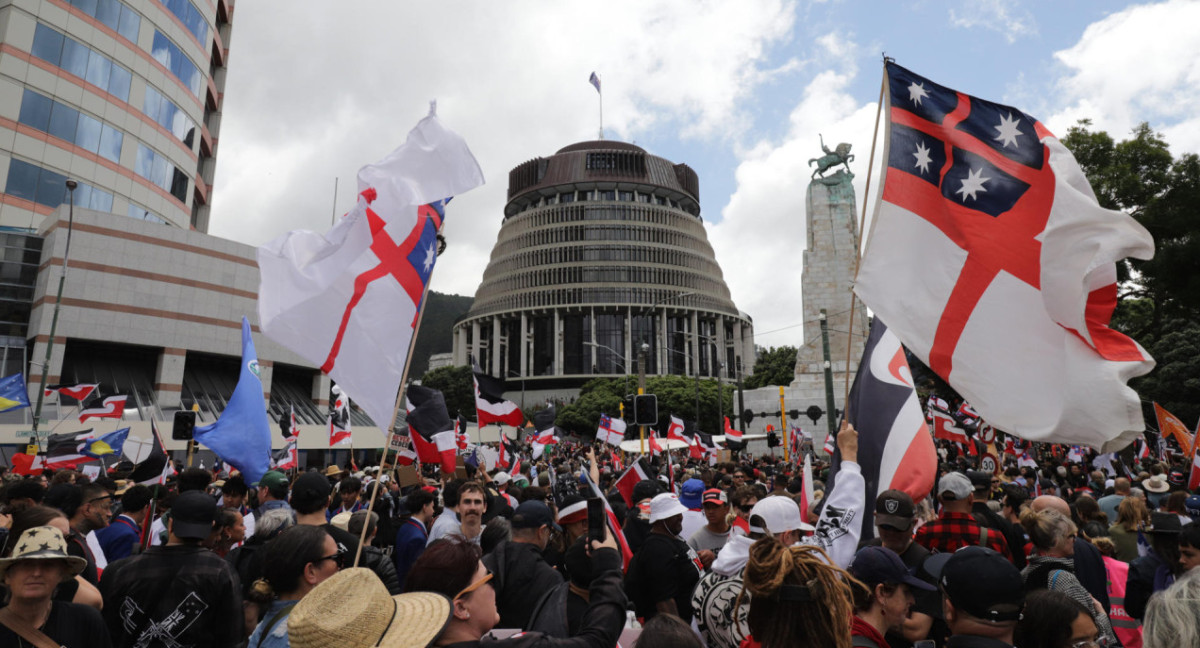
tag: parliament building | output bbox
[454,140,755,398]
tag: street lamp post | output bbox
[31,180,78,452]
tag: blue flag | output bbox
[195,317,272,484]
[0,373,30,412]
[82,427,130,459]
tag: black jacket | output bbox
[484,540,565,630]
[971,502,1027,570]
[446,547,627,648]
[359,544,403,595]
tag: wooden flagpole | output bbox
[842,59,889,404]
[352,211,447,568]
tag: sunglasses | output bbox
[453,570,494,601]
[315,552,345,570]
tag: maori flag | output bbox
[79,395,127,423]
[474,368,524,427]
[44,383,98,402]
[129,420,169,486]
[855,61,1154,451]
[828,317,937,540]
[406,384,458,474]
[329,385,352,447]
[258,109,484,437]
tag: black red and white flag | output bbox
[455,414,470,451]
[44,383,98,402]
[496,435,518,470]
[280,404,300,439]
[828,317,938,540]
[273,436,298,471]
[328,385,352,447]
[473,368,524,427]
[613,458,651,508]
[723,416,744,449]
[582,463,634,569]
[129,420,170,486]
[405,384,457,474]
[46,429,99,469]
[78,395,126,423]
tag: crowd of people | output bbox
[0,422,1197,648]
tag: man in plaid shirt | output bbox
[914,472,1014,561]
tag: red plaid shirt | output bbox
[912,510,1013,561]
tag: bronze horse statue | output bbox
[809,134,854,178]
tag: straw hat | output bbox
[0,526,87,581]
[324,465,345,478]
[289,568,450,648]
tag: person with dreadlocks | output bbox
[738,534,865,648]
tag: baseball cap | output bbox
[493,471,511,486]
[292,471,332,508]
[649,493,689,524]
[748,495,814,534]
[875,489,916,531]
[966,470,992,491]
[258,470,289,490]
[171,491,218,540]
[936,546,1024,622]
[1186,495,1200,519]
[511,500,562,532]
[849,546,937,592]
[680,479,705,509]
[938,472,973,501]
[702,489,728,506]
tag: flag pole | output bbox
[352,200,446,569]
[842,60,889,403]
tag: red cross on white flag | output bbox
[257,108,484,435]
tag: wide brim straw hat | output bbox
[0,526,87,581]
[289,568,451,648]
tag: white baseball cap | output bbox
[649,493,689,524]
[493,471,511,485]
[748,495,814,534]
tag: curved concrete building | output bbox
[454,140,754,392]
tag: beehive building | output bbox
[454,140,755,394]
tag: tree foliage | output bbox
[418,365,474,421]
[556,375,736,437]
[744,346,797,389]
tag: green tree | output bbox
[418,365,474,421]
[744,346,797,389]
[1061,121,1200,427]
[556,375,735,437]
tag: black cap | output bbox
[511,500,562,532]
[849,546,937,592]
[967,470,993,491]
[875,489,916,531]
[171,491,217,540]
[936,546,1024,622]
[1146,511,1182,534]
[291,472,332,510]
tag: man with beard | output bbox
[625,492,704,624]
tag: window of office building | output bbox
[531,316,554,376]
[595,313,624,374]
[65,0,141,42]
[31,24,133,102]
[142,86,196,148]
[135,144,189,203]
[128,203,168,224]
[159,0,208,44]
[561,315,589,375]
[19,89,124,163]
[5,159,113,211]
[151,31,202,97]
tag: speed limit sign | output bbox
[980,453,999,476]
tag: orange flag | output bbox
[1154,403,1193,456]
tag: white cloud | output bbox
[948,0,1037,43]
[708,33,881,347]
[210,0,799,301]
[1046,0,1200,153]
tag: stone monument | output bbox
[741,136,868,447]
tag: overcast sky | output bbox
[209,0,1200,351]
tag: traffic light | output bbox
[634,394,658,426]
[172,410,196,441]
[805,405,824,424]
[767,431,780,448]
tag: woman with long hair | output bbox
[246,525,341,647]
[1108,496,1148,562]
[738,534,864,648]
[1020,508,1117,646]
